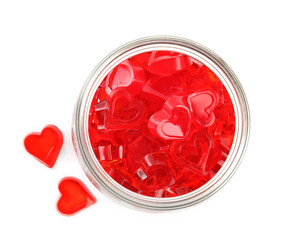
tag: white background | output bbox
[0,0,282,239]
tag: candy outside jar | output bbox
[72,36,250,210]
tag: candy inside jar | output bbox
[88,50,235,198]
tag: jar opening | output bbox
[73,36,250,210]
[88,50,236,198]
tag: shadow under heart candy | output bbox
[88,50,236,198]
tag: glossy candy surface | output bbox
[24,125,63,168]
[57,177,96,215]
[89,51,235,197]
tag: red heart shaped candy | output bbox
[107,88,146,130]
[170,130,214,175]
[24,125,63,168]
[188,90,219,127]
[57,177,96,215]
[105,60,146,97]
[148,97,191,140]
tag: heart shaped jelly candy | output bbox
[105,60,146,97]
[188,90,219,127]
[106,60,134,90]
[24,125,63,168]
[57,177,96,215]
[139,151,174,192]
[148,97,191,140]
[107,88,146,130]
[170,130,214,175]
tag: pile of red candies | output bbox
[89,51,235,198]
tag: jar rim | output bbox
[72,36,250,210]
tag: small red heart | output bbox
[105,60,134,91]
[170,130,214,175]
[148,97,191,140]
[188,90,219,127]
[107,88,146,130]
[105,60,146,97]
[24,125,63,168]
[57,177,96,216]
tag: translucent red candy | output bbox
[57,177,96,215]
[24,125,63,168]
[89,51,235,198]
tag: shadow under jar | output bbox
[72,36,250,210]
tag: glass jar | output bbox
[72,36,250,210]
